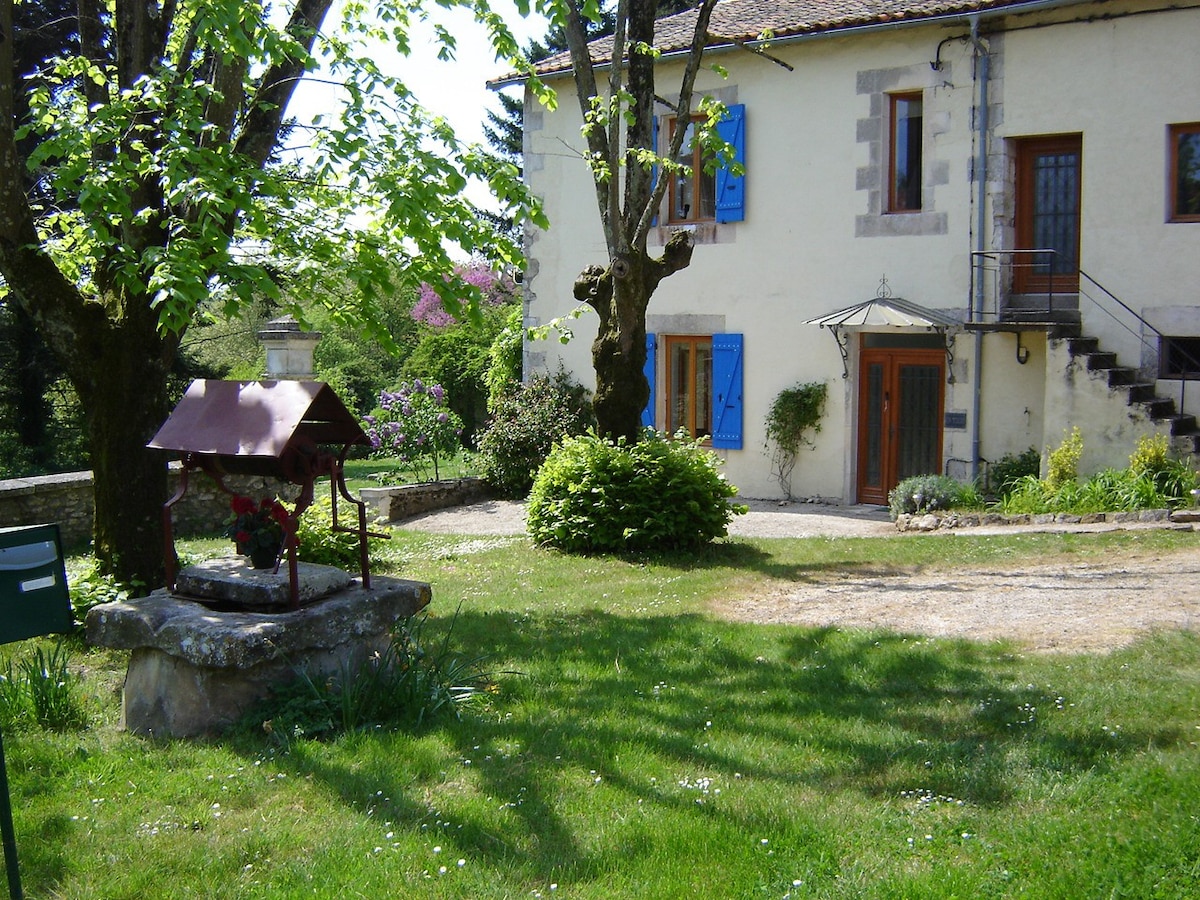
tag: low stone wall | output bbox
[0,468,289,549]
[360,477,492,524]
[894,508,1174,532]
[0,470,491,548]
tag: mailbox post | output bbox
[0,524,73,899]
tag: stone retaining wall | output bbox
[0,469,289,548]
[0,470,490,548]
[894,508,1173,532]
[360,477,491,524]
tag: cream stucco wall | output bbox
[524,0,1200,502]
[994,4,1200,381]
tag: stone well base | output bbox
[85,574,431,737]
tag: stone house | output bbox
[511,0,1200,502]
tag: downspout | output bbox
[969,15,990,485]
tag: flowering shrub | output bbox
[362,380,464,482]
[411,260,517,327]
[224,495,292,551]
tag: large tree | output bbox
[550,0,729,442]
[0,0,541,588]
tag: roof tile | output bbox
[525,0,1042,78]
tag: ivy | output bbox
[764,382,827,500]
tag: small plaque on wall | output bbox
[944,411,968,430]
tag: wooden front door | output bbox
[1014,135,1082,294]
[857,348,945,505]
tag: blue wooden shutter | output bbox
[641,333,657,428]
[714,104,746,223]
[711,333,743,449]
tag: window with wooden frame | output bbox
[643,333,744,448]
[668,116,717,224]
[888,92,923,213]
[665,334,714,439]
[1169,123,1200,222]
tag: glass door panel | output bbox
[1015,135,1082,293]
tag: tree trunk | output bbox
[75,301,179,591]
[89,383,172,591]
[591,274,651,444]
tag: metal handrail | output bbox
[969,252,1200,420]
[969,249,1061,323]
[1076,270,1196,420]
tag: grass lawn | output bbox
[5,528,1199,898]
[340,454,479,492]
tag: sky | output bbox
[286,2,551,211]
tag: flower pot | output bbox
[248,542,281,570]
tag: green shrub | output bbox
[1128,433,1197,503]
[997,442,1195,515]
[989,446,1041,496]
[477,370,594,498]
[485,305,524,409]
[294,496,390,570]
[887,474,982,520]
[1046,427,1083,491]
[526,431,746,553]
[362,380,464,483]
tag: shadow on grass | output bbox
[237,606,1197,881]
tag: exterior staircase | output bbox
[1064,336,1200,454]
[995,288,1200,454]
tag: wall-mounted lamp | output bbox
[1015,332,1030,365]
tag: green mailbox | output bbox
[0,524,72,645]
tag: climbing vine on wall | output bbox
[764,382,828,499]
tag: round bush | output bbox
[526,431,746,552]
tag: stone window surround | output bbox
[856,63,949,237]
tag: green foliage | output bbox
[1046,427,1083,491]
[1128,433,1197,501]
[477,370,595,498]
[247,609,492,742]
[527,430,746,552]
[888,474,983,520]
[66,559,135,625]
[0,643,87,731]
[998,432,1197,514]
[294,496,390,571]
[988,446,1041,496]
[485,305,525,409]
[763,381,826,499]
[402,312,508,446]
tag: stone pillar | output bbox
[257,316,321,379]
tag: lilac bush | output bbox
[362,380,464,482]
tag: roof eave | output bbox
[489,0,1097,89]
